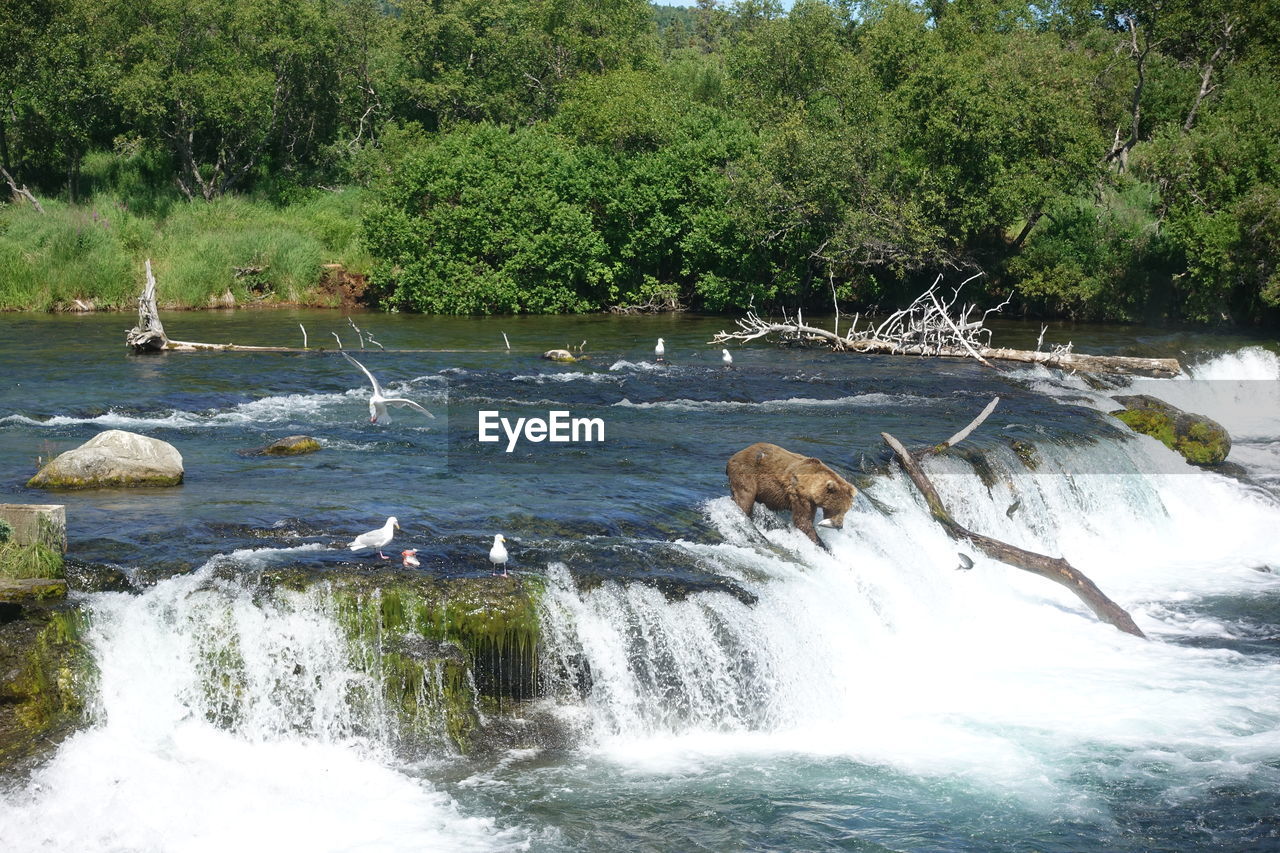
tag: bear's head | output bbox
[814,477,856,529]
[791,460,857,529]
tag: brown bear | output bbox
[726,442,857,549]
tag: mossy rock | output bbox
[1110,394,1231,466]
[252,435,323,456]
[0,601,93,771]
[27,430,184,490]
[542,349,576,363]
[257,567,546,755]
[1009,439,1041,471]
[0,578,68,603]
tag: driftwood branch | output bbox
[881,421,1145,638]
[930,396,1000,455]
[1,165,45,214]
[712,276,1181,378]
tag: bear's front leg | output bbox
[790,498,830,551]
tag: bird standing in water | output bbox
[722,348,733,369]
[348,516,400,560]
[489,534,509,576]
[655,338,665,362]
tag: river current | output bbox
[1,310,1278,851]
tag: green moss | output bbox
[1181,421,1230,465]
[258,436,323,456]
[1113,406,1230,466]
[0,541,65,580]
[2,607,93,750]
[0,519,12,542]
[26,471,183,490]
[1114,409,1176,448]
[324,573,543,754]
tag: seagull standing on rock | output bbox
[348,516,399,560]
[489,534,509,576]
[341,351,435,424]
[655,338,665,362]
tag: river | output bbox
[1,310,1278,851]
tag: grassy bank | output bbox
[0,184,373,312]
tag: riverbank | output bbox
[0,188,372,313]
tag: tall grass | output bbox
[0,154,372,311]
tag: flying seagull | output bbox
[655,338,665,362]
[489,534,509,577]
[341,351,435,424]
[349,516,399,559]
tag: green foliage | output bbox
[364,124,608,313]
[1133,61,1280,321]
[2,0,1279,324]
[1005,182,1171,320]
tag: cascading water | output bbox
[534,431,1280,827]
[3,313,1278,850]
[0,546,528,852]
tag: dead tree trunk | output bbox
[126,259,169,352]
[881,424,1146,639]
[1,165,44,214]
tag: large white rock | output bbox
[27,430,184,489]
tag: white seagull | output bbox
[489,534,509,577]
[341,351,435,424]
[722,348,733,368]
[349,516,399,559]
[655,338,665,362]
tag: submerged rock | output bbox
[0,578,68,603]
[0,597,92,771]
[250,435,323,456]
[1110,394,1231,466]
[27,429,184,489]
[258,566,546,756]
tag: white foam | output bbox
[608,359,666,372]
[612,393,923,412]
[0,553,526,852]
[1,387,446,432]
[535,436,1280,803]
[511,372,616,385]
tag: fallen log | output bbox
[712,276,1182,377]
[850,341,1180,378]
[881,421,1145,638]
[712,320,1179,378]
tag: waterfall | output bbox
[0,545,526,852]
[535,433,1280,798]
